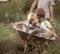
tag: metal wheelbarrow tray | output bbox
[13,24,56,41]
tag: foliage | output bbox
[0,0,34,23]
[54,0,60,18]
[0,23,23,54]
[0,0,60,23]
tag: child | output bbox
[10,12,39,33]
[35,8,59,54]
[26,12,40,34]
[10,12,39,53]
[36,8,58,40]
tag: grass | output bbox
[0,23,22,54]
[0,16,60,54]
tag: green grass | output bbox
[0,18,60,54]
[0,23,22,54]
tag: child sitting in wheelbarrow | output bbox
[10,12,39,34]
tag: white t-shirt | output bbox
[25,22,40,29]
[40,20,52,31]
[24,22,40,33]
[37,0,55,19]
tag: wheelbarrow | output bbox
[13,24,56,54]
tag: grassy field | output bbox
[0,15,60,54]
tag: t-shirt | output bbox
[40,19,52,31]
[24,20,52,33]
[24,22,40,33]
[25,22,40,29]
[37,0,55,19]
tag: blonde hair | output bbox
[27,12,36,23]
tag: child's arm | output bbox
[13,21,25,25]
[45,20,58,38]
[45,28,58,39]
[49,28,59,41]
[9,21,25,28]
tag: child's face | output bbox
[37,15,45,22]
[30,14,38,24]
[30,18,35,24]
[30,18,38,25]
[39,18,45,22]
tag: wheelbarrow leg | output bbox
[23,29,38,54]
[24,40,28,54]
